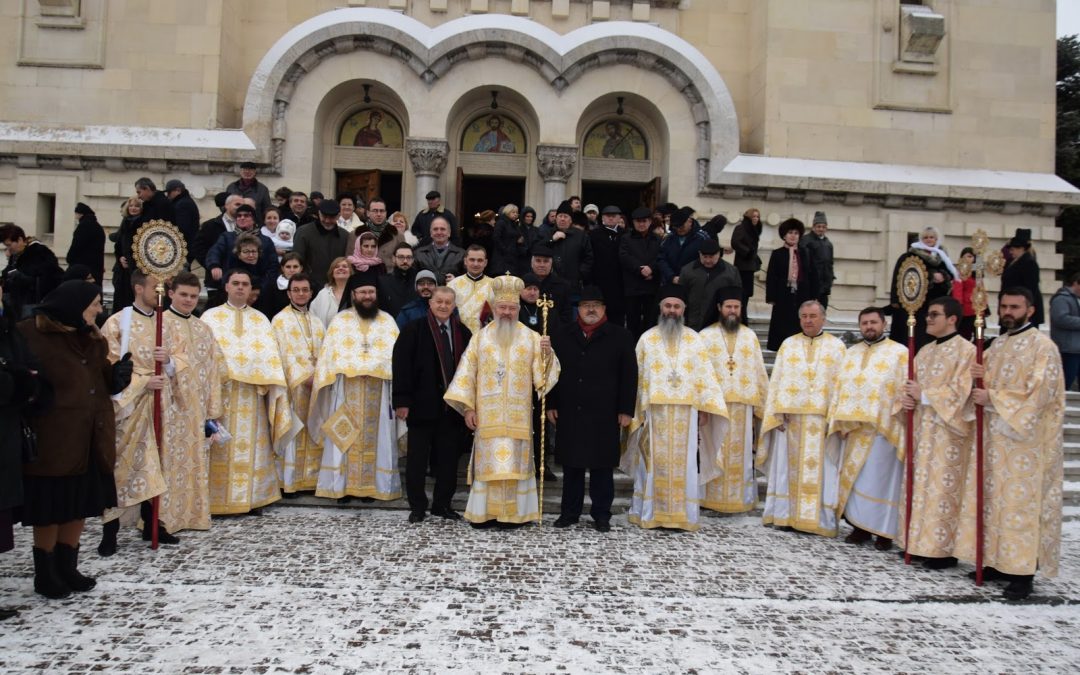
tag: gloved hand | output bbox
[110,352,133,394]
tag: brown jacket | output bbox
[17,315,116,477]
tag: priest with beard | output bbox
[309,270,401,502]
[622,285,728,531]
[444,275,560,528]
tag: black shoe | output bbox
[432,509,462,521]
[0,608,17,621]
[97,520,119,558]
[359,497,375,503]
[54,544,96,593]
[32,548,72,600]
[845,527,872,545]
[249,507,264,516]
[543,468,558,482]
[553,515,578,528]
[282,492,300,499]
[968,567,1010,583]
[142,522,180,545]
[470,520,498,529]
[337,496,353,504]
[408,511,425,524]
[1003,577,1034,601]
[898,550,925,562]
[496,521,525,530]
[593,520,611,533]
[922,556,958,570]
[873,536,893,551]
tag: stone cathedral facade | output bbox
[0,0,1074,314]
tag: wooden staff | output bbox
[536,293,555,526]
[150,281,164,550]
[896,256,927,566]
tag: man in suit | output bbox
[392,286,472,523]
[414,217,465,284]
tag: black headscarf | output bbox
[34,280,100,331]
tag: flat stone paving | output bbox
[1,507,1078,673]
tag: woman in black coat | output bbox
[765,218,819,351]
[109,197,142,313]
[491,204,529,276]
[1000,229,1044,327]
[887,226,956,349]
[0,224,64,320]
[18,281,132,600]
[66,203,105,286]
[0,284,48,620]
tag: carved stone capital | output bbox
[535,144,578,183]
[405,138,449,176]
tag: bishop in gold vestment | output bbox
[698,288,766,513]
[758,302,846,537]
[203,270,299,515]
[623,286,728,531]
[309,272,400,501]
[445,275,560,526]
[271,291,325,494]
[897,300,975,567]
[954,292,1063,599]
[829,310,907,546]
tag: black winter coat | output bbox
[170,190,201,263]
[491,215,531,277]
[192,216,227,288]
[588,227,624,313]
[618,229,661,297]
[765,246,820,351]
[1000,252,1044,326]
[0,300,47,510]
[392,314,472,424]
[66,214,106,286]
[536,273,573,325]
[545,227,594,291]
[378,267,418,317]
[658,224,711,284]
[549,321,637,468]
[731,216,763,273]
[887,248,953,350]
[137,190,175,228]
[1,241,63,319]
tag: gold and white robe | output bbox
[309,310,400,500]
[203,304,299,515]
[158,309,223,531]
[623,327,729,531]
[954,327,1064,577]
[447,274,493,334]
[444,321,560,524]
[897,333,975,558]
[829,338,907,538]
[271,306,325,492]
[699,323,767,513]
[101,307,171,523]
[757,332,846,536]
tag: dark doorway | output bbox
[336,170,403,214]
[459,175,525,224]
[581,179,660,217]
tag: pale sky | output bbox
[1060,0,1080,37]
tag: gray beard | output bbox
[494,316,517,350]
[658,314,684,344]
[721,314,741,332]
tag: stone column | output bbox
[405,138,450,213]
[535,144,578,210]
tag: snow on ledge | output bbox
[0,123,255,151]
[718,154,1080,201]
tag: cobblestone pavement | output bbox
[1,507,1078,673]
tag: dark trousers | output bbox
[560,467,614,522]
[739,270,755,325]
[625,294,658,339]
[405,412,460,513]
[1063,352,1080,391]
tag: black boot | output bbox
[922,556,958,570]
[97,519,119,557]
[54,543,96,592]
[140,501,180,544]
[32,548,72,599]
[1003,575,1035,601]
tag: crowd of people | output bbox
[0,165,1069,619]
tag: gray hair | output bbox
[798,299,826,315]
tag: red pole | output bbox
[151,289,164,550]
[904,314,916,566]
[973,321,985,586]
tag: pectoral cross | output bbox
[495,362,507,385]
[726,356,736,374]
[667,369,682,388]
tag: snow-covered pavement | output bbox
[1,507,1078,673]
